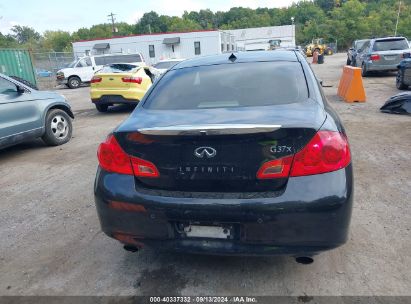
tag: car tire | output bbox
[42,109,73,146]
[95,104,109,112]
[9,76,39,90]
[396,71,408,90]
[346,57,351,65]
[361,63,368,77]
[68,76,81,89]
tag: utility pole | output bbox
[148,24,152,34]
[395,1,401,36]
[107,12,117,34]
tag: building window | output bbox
[194,41,201,55]
[149,45,155,58]
[221,44,224,52]
[232,44,235,51]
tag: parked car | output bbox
[152,58,185,74]
[36,69,53,77]
[94,51,353,261]
[356,37,411,76]
[0,73,74,149]
[90,63,156,112]
[56,53,145,89]
[347,39,369,66]
[396,52,411,90]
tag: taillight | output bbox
[97,135,160,178]
[290,131,351,177]
[91,76,102,83]
[370,54,380,61]
[131,156,160,178]
[256,131,351,179]
[122,77,142,84]
[257,155,293,179]
[97,135,133,174]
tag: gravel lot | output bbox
[0,53,410,296]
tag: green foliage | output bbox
[0,33,18,48]
[43,31,72,52]
[10,25,41,44]
[1,1,410,52]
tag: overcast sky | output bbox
[0,0,296,34]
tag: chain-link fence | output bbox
[31,52,84,90]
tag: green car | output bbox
[0,73,74,149]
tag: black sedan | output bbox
[94,51,353,262]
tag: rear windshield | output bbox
[94,54,142,65]
[373,39,409,51]
[144,61,308,110]
[355,40,368,50]
[153,61,180,69]
[100,64,138,73]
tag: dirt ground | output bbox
[0,53,410,296]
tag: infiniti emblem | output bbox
[194,146,217,158]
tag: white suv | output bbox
[56,53,145,89]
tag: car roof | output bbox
[373,36,406,42]
[89,53,142,58]
[172,51,298,70]
[104,62,143,66]
[157,58,185,62]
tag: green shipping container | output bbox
[0,49,37,85]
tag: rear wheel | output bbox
[42,109,73,146]
[95,104,109,112]
[396,71,408,90]
[68,76,81,89]
[346,57,351,65]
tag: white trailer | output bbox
[72,30,236,65]
[226,25,296,51]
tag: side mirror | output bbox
[318,79,323,86]
[16,85,25,94]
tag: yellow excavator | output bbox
[305,38,334,57]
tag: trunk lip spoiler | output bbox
[137,124,282,135]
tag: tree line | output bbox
[1,0,410,53]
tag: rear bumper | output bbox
[366,61,400,71]
[91,88,146,102]
[94,165,354,256]
[92,95,140,105]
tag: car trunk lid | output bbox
[93,72,133,90]
[115,100,326,192]
[374,50,408,66]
